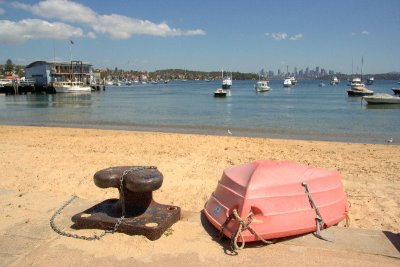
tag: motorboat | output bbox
[289,76,297,85]
[319,81,326,87]
[221,69,232,89]
[363,94,400,104]
[255,79,271,92]
[204,160,349,244]
[330,76,339,85]
[347,86,374,96]
[113,80,122,86]
[283,78,292,88]
[348,77,364,87]
[52,81,91,93]
[366,77,374,85]
[347,77,374,96]
[213,88,227,97]
[0,79,12,87]
[392,88,400,95]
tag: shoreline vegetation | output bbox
[1,61,400,81]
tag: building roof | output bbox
[26,61,92,69]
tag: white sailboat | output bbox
[221,69,232,89]
[347,57,374,96]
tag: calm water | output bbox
[1,80,399,144]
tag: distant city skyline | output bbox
[0,0,399,74]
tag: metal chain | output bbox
[50,166,157,240]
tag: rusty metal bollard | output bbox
[72,166,181,240]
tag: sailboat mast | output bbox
[361,56,363,81]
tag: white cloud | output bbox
[351,30,370,36]
[0,19,83,44]
[11,0,206,39]
[271,32,288,41]
[269,32,303,41]
[87,31,96,39]
[11,0,97,24]
[289,33,303,40]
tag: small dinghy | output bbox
[204,160,349,248]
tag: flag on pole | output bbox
[70,40,74,45]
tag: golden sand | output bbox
[0,125,398,265]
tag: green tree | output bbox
[5,59,14,74]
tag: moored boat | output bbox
[392,88,400,95]
[204,160,349,244]
[366,77,374,85]
[213,88,227,97]
[330,76,339,85]
[363,94,400,104]
[221,69,232,89]
[255,80,271,92]
[52,81,91,93]
[289,76,297,85]
[347,77,374,96]
[283,78,292,87]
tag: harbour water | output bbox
[0,79,399,144]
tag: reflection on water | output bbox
[49,92,92,108]
[0,80,399,144]
[4,92,92,108]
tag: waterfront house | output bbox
[24,61,93,86]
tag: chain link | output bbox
[50,166,157,240]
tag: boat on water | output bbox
[366,77,374,85]
[283,78,292,87]
[330,76,339,85]
[255,80,271,92]
[363,94,400,104]
[221,69,232,89]
[254,73,271,92]
[113,80,122,86]
[289,76,297,85]
[52,81,91,93]
[392,88,400,95]
[319,81,326,87]
[0,79,12,87]
[213,88,227,97]
[346,77,374,96]
[204,160,349,244]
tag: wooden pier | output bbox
[0,81,105,95]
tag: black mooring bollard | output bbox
[72,166,181,240]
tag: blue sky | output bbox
[0,0,399,74]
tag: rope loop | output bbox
[226,209,274,251]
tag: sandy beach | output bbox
[0,125,399,266]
